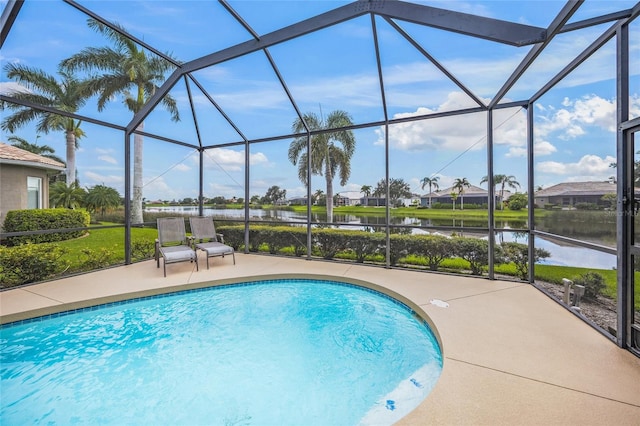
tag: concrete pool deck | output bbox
[2,253,639,425]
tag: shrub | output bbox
[217,225,244,250]
[346,231,384,263]
[575,202,600,211]
[453,237,489,275]
[0,243,70,287]
[313,228,349,259]
[76,248,119,271]
[573,271,606,299]
[410,234,454,271]
[3,208,90,246]
[507,193,527,211]
[130,239,155,261]
[389,234,413,266]
[501,242,551,280]
[286,229,308,257]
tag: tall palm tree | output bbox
[1,65,89,185]
[453,177,471,210]
[480,174,521,210]
[289,110,356,223]
[8,135,65,164]
[420,176,440,208]
[61,18,179,224]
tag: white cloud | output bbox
[506,140,557,158]
[202,147,268,172]
[537,94,617,140]
[174,163,191,172]
[537,154,616,180]
[0,81,29,95]
[83,172,124,195]
[375,92,527,152]
[143,176,179,201]
[98,155,117,165]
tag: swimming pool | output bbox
[1,278,442,425]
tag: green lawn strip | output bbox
[535,264,640,310]
[56,224,157,270]
[287,204,535,220]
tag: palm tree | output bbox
[8,135,65,164]
[84,184,121,218]
[313,189,324,205]
[1,65,89,185]
[480,174,521,210]
[61,18,179,224]
[49,181,86,209]
[453,177,471,210]
[289,110,356,223]
[360,184,372,206]
[420,176,440,208]
[450,191,458,211]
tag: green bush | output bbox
[0,243,70,287]
[313,228,349,259]
[575,202,600,211]
[130,239,155,262]
[3,208,90,246]
[410,234,454,271]
[346,231,384,263]
[501,242,551,280]
[76,247,119,271]
[507,193,527,211]
[453,237,489,275]
[217,225,245,250]
[573,271,606,299]
[389,234,413,266]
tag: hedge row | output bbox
[2,208,90,246]
[217,225,550,278]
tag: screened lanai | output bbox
[1,0,640,356]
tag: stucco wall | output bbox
[0,164,51,224]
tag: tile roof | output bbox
[534,181,617,197]
[0,142,65,169]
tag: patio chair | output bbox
[189,216,235,269]
[155,217,198,277]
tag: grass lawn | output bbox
[535,264,640,310]
[56,223,157,270]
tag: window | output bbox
[27,177,42,209]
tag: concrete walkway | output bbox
[2,253,639,425]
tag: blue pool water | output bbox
[1,279,442,425]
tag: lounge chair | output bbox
[155,217,198,277]
[189,216,235,269]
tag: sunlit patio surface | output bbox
[2,253,639,425]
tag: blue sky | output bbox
[1,0,639,202]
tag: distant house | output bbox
[534,181,624,208]
[288,196,307,206]
[421,185,503,207]
[359,196,387,207]
[0,142,65,223]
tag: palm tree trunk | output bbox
[65,130,76,185]
[325,172,333,223]
[461,195,464,210]
[131,123,144,224]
